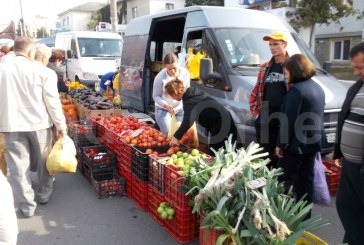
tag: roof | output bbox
[57,2,106,16]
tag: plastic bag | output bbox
[313,152,331,205]
[46,135,77,175]
[168,114,199,149]
[188,51,206,80]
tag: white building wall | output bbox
[71,12,94,31]
[150,0,185,14]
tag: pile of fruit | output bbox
[157,202,175,220]
[163,149,210,176]
[68,81,87,90]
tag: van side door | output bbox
[66,38,78,81]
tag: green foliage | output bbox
[286,0,364,30]
[185,0,224,7]
[184,136,329,244]
[87,11,102,30]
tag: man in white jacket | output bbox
[0,37,67,217]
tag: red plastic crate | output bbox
[165,164,192,211]
[91,170,126,198]
[323,160,341,196]
[116,139,132,171]
[164,204,200,244]
[117,163,133,198]
[147,187,166,226]
[131,175,149,211]
[68,120,97,141]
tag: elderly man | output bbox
[0,37,67,217]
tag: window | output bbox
[166,3,174,10]
[132,7,138,19]
[333,40,350,60]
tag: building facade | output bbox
[314,0,364,67]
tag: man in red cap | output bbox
[250,32,289,169]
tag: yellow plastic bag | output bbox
[188,51,206,80]
[113,72,120,91]
[46,135,77,175]
[168,114,199,149]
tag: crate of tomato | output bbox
[91,170,126,198]
[82,145,116,170]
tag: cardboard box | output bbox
[82,108,122,119]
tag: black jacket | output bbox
[174,87,235,140]
[333,79,363,159]
[47,62,68,93]
[277,78,325,155]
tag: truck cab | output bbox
[118,6,346,152]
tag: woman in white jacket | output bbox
[152,52,190,135]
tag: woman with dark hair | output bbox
[152,52,190,135]
[165,79,237,154]
[48,50,68,93]
[275,54,325,217]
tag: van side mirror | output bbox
[200,58,222,83]
[323,61,331,73]
[67,50,77,59]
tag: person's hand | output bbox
[170,137,179,146]
[275,146,283,159]
[164,104,174,115]
[56,129,67,140]
[334,158,342,167]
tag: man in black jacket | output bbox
[334,41,364,245]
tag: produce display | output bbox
[60,98,78,123]
[180,135,329,244]
[68,81,87,90]
[157,202,175,220]
[68,88,114,110]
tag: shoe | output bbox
[53,176,56,183]
[20,209,34,218]
[38,200,48,205]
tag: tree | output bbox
[87,11,102,30]
[286,0,364,48]
[185,0,224,7]
[37,27,48,38]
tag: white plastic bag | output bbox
[46,135,77,175]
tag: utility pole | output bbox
[18,0,26,36]
[110,0,118,33]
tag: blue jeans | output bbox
[155,107,184,136]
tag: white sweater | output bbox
[0,56,67,132]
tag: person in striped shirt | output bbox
[334,41,364,245]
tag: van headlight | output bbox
[82,72,99,80]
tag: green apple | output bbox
[191,149,200,156]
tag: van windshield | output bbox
[77,37,122,57]
[214,28,321,68]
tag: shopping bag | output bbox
[46,135,77,175]
[168,114,199,149]
[188,51,206,80]
[313,152,331,205]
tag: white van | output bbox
[55,31,123,86]
[118,6,347,153]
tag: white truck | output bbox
[55,31,123,87]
